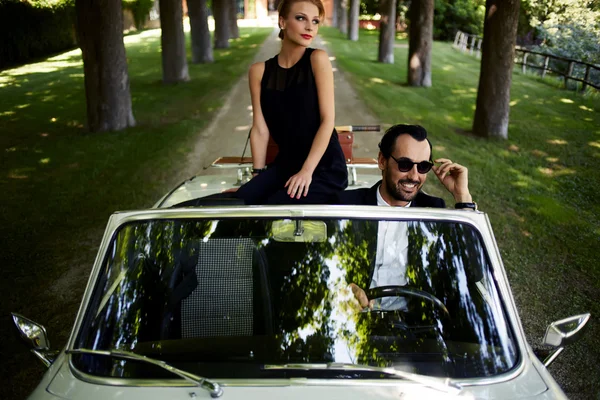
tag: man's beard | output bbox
[385,171,423,202]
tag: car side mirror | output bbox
[539,313,590,367]
[11,312,59,367]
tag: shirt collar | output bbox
[376,184,411,208]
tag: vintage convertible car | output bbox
[12,126,590,399]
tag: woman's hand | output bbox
[285,169,313,199]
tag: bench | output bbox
[211,125,380,186]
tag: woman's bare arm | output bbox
[304,49,336,173]
[285,49,336,198]
[248,62,269,170]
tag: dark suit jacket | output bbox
[336,180,446,208]
[335,181,446,290]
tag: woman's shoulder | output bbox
[248,61,266,81]
[309,49,331,66]
[309,48,332,73]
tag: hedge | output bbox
[0,0,77,69]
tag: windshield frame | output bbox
[66,205,527,387]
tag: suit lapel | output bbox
[367,181,381,206]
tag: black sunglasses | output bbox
[389,155,434,174]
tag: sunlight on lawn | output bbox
[2,49,82,77]
[547,139,568,145]
[124,28,161,44]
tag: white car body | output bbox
[14,168,588,400]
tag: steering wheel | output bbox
[366,285,451,319]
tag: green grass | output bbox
[1,28,270,236]
[321,27,600,396]
[0,27,271,400]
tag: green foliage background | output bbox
[433,0,485,41]
[122,0,155,30]
[0,0,76,69]
[0,0,156,69]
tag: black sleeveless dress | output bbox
[236,48,348,205]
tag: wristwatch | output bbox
[455,202,477,210]
[252,167,267,174]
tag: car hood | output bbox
[39,355,561,400]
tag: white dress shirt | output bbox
[371,185,410,310]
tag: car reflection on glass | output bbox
[13,203,590,399]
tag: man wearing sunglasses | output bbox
[337,124,475,311]
[337,124,474,208]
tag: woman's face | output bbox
[280,2,321,46]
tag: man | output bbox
[337,124,474,208]
[336,124,476,310]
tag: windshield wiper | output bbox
[67,348,223,398]
[263,363,461,395]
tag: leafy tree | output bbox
[407,0,434,87]
[378,0,397,63]
[348,0,360,41]
[213,0,230,48]
[339,0,348,34]
[332,0,339,28]
[75,0,136,132]
[159,0,189,83]
[188,0,213,63]
[122,0,155,30]
[536,23,600,65]
[433,0,485,41]
[519,0,600,64]
[472,0,521,139]
[229,0,240,39]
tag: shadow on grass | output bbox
[321,26,600,397]
[0,27,272,400]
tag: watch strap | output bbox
[455,202,477,210]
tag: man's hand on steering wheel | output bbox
[349,283,374,311]
[348,283,451,319]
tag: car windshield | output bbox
[73,216,518,381]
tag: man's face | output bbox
[379,134,431,205]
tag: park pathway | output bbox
[185,23,382,176]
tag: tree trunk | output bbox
[75,0,135,132]
[159,0,190,83]
[407,0,434,87]
[378,0,396,63]
[188,0,213,63]
[338,0,348,35]
[213,0,230,48]
[229,0,240,39]
[331,0,338,28]
[472,0,521,139]
[347,0,359,41]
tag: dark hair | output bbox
[278,0,325,40]
[378,124,433,161]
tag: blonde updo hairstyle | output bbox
[278,0,325,40]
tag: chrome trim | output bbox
[264,363,461,394]
[544,313,591,347]
[67,350,222,397]
[32,349,60,368]
[156,176,195,208]
[67,349,526,390]
[66,205,528,388]
[543,347,564,367]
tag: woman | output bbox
[236,0,348,205]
